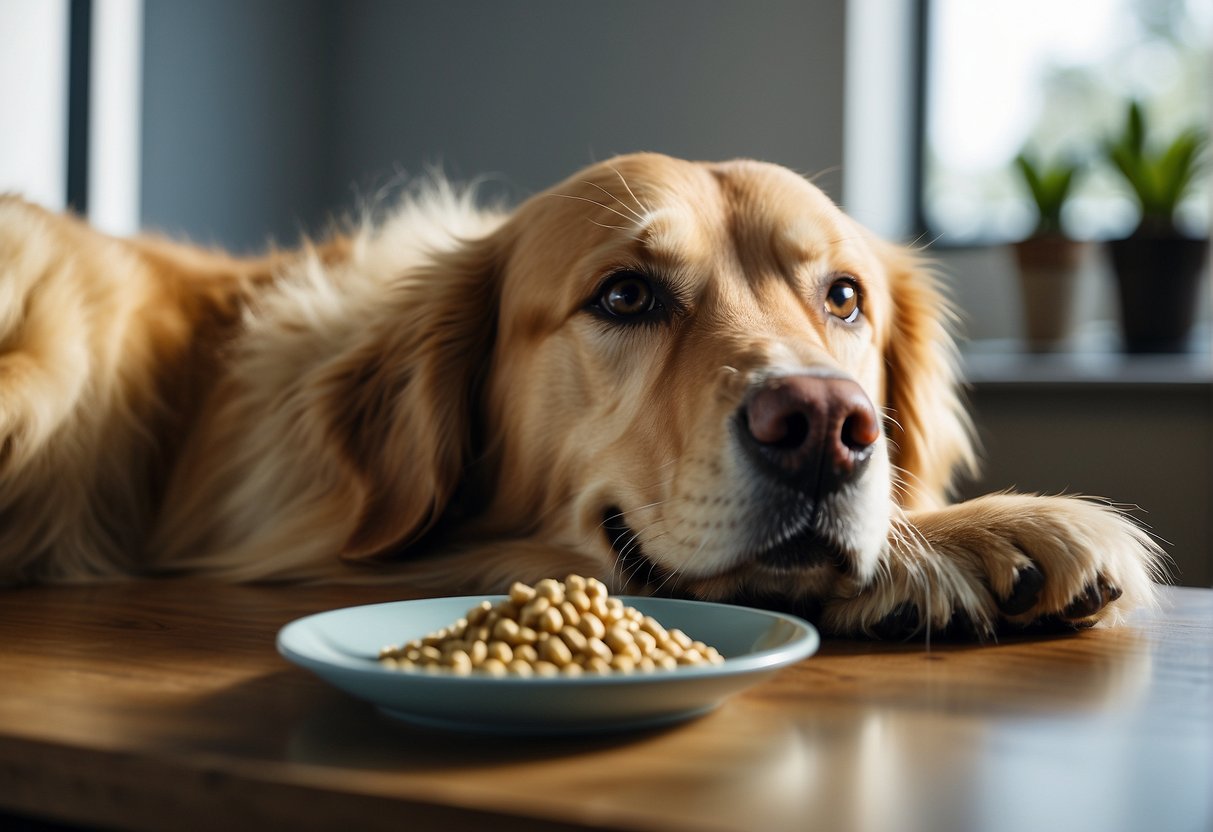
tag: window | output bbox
[922,0,1212,244]
[0,0,69,211]
[0,0,141,234]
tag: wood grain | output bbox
[0,582,1209,832]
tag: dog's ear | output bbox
[878,243,977,509]
[325,233,503,560]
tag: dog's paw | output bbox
[822,494,1166,641]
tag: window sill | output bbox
[960,324,1213,390]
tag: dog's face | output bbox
[470,155,929,604]
[340,154,969,605]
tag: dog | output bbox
[0,153,1163,638]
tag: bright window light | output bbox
[89,0,143,237]
[0,0,69,211]
[924,0,1212,243]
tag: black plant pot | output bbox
[1107,234,1209,353]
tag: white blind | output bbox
[0,0,70,211]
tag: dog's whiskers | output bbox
[547,192,638,228]
[651,559,688,597]
[597,497,672,532]
[807,165,842,186]
[610,167,652,218]
[635,514,704,597]
[884,514,949,649]
[890,511,932,553]
[586,218,632,232]
[612,524,662,589]
[621,531,670,585]
[582,179,648,225]
[888,463,935,508]
[880,408,905,436]
[600,504,692,596]
[519,474,679,555]
[907,229,946,251]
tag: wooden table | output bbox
[0,583,1209,832]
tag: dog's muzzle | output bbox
[727,373,880,572]
[603,374,882,592]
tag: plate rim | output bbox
[277,594,820,686]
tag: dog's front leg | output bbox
[821,494,1165,640]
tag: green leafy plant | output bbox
[1014,152,1080,237]
[1106,101,1209,235]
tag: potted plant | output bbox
[1011,151,1086,350]
[1104,101,1209,353]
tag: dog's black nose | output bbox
[738,375,879,494]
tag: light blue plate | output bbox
[277,595,819,735]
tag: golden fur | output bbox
[0,154,1163,638]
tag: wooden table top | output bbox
[0,582,1209,832]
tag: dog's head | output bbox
[334,154,973,606]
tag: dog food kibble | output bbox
[378,576,725,676]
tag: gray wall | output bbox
[141,0,847,251]
[141,0,337,252]
[960,384,1212,588]
[328,1,845,203]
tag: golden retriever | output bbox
[0,153,1163,638]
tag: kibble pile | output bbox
[378,575,725,676]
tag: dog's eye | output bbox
[598,271,658,318]
[825,278,860,323]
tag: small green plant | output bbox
[1014,152,1080,237]
[1106,101,1208,235]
